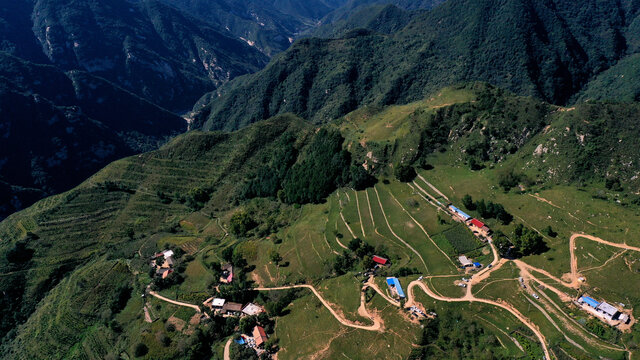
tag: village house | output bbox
[386,277,406,299]
[222,302,243,316]
[156,268,173,279]
[469,218,491,238]
[458,255,473,268]
[578,295,631,324]
[150,249,177,278]
[242,302,265,316]
[203,297,226,311]
[252,326,268,348]
[449,205,472,222]
[372,255,389,266]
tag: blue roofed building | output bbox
[449,205,471,222]
[579,296,600,309]
[386,277,406,298]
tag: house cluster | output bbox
[458,255,482,270]
[150,250,176,279]
[234,325,270,355]
[578,295,631,326]
[448,205,492,238]
[386,277,406,299]
[202,297,265,318]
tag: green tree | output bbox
[497,168,521,192]
[240,315,258,334]
[230,342,258,360]
[491,231,512,257]
[282,129,351,204]
[269,251,283,266]
[394,163,417,182]
[543,225,557,238]
[350,165,376,190]
[511,224,546,257]
[134,343,148,357]
[462,194,475,210]
[348,238,363,251]
[221,246,234,262]
[230,211,256,236]
[186,187,210,210]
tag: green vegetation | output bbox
[282,129,351,203]
[441,225,482,254]
[3,83,640,359]
[229,211,257,237]
[492,225,547,258]
[197,0,639,131]
[332,238,382,275]
[394,163,417,182]
[409,311,510,359]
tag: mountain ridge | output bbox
[194,0,640,131]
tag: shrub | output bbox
[394,163,417,182]
[497,168,522,191]
[134,343,148,357]
[229,211,256,236]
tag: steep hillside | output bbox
[317,0,444,24]
[308,4,415,38]
[158,0,442,56]
[0,52,186,219]
[194,0,640,131]
[0,114,312,356]
[25,0,268,110]
[576,53,640,102]
[158,0,346,56]
[0,0,271,217]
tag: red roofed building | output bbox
[372,255,389,266]
[469,219,491,237]
[253,325,268,347]
[470,219,485,228]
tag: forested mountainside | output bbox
[157,0,444,56]
[0,0,269,217]
[26,0,268,110]
[157,0,346,56]
[307,4,416,38]
[315,0,444,25]
[0,52,185,218]
[194,0,640,131]
[2,83,640,359]
[576,53,640,103]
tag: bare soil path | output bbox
[254,284,382,331]
[416,174,449,201]
[364,276,401,307]
[354,189,367,238]
[224,337,232,360]
[148,288,201,313]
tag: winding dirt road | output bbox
[148,289,201,313]
[254,284,382,331]
[364,276,401,307]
